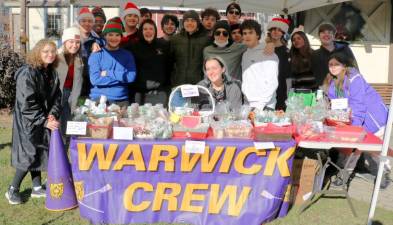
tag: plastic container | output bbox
[254,123,294,141]
[324,126,366,142]
[223,120,253,139]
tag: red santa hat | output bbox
[267,17,290,33]
[121,2,140,19]
[77,7,95,22]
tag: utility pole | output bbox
[20,0,27,55]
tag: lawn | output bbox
[0,122,392,225]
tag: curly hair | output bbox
[26,39,58,69]
[201,8,220,21]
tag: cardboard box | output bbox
[290,158,321,205]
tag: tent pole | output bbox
[367,89,393,225]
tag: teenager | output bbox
[169,10,210,87]
[140,7,152,23]
[120,1,141,49]
[88,18,136,107]
[56,26,84,136]
[77,7,105,97]
[230,23,242,43]
[312,23,358,86]
[225,2,242,25]
[198,57,243,110]
[241,19,279,110]
[92,6,107,37]
[323,52,390,188]
[129,19,171,106]
[159,14,179,41]
[201,7,220,36]
[290,28,317,90]
[266,17,291,110]
[6,39,62,204]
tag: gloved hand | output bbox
[146,80,160,90]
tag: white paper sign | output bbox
[254,142,275,150]
[331,98,348,110]
[181,85,199,97]
[113,127,133,140]
[66,121,87,135]
[185,140,206,154]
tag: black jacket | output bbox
[169,27,211,87]
[274,45,290,110]
[129,38,171,92]
[11,65,62,171]
[311,41,358,86]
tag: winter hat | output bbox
[183,10,201,24]
[77,7,95,22]
[92,6,107,22]
[267,17,290,33]
[121,2,140,19]
[62,26,81,43]
[103,18,124,35]
[226,2,241,16]
[108,17,125,32]
[213,20,230,34]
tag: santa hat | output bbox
[77,7,95,22]
[62,26,81,43]
[267,17,290,33]
[121,2,140,19]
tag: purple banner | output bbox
[69,138,296,225]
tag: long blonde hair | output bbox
[322,52,353,94]
[26,39,58,69]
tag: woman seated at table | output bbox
[322,52,390,188]
[198,56,244,111]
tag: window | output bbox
[46,13,62,39]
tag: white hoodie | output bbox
[241,43,279,110]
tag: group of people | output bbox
[5,1,390,206]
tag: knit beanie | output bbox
[108,17,125,32]
[226,3,241,16]
[77,7,95,22]
[62,26,81,43]
[103,18,124,35]
[92,6,107,22]
[121,2,140,19]
[213,20,230,34]
[183,10,201,24]
[267,17,290,33]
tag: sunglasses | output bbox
[228,10,240,16]
[214,30,229,37]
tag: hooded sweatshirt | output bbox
[203,42,247,81]
[242,43,279,110]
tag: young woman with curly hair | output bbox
[6,39,62,205]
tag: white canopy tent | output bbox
[66,0,351,14]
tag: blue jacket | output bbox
[88,47,136,101]
[328,68,388,133]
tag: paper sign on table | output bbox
[66,121,87,135]
[331,98,348,110]
[185,140,206,154]
[113,127,133,140]
[181,85,199,97]
[254,142,275,150]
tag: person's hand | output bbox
[146,80,160,90]
[91,43,101,53]
[46,119,60,131]
[264,42,275,55]
[101,70,107,77]
[47,115,55,121]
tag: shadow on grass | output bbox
[0,142,11,150]
[20,188,32,203]
[41,212,66,225]
[371,221,383,225]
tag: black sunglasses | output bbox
[214,30,229,37]
[228,10,240,16]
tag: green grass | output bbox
[0,126,392,225]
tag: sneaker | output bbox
[5,186,22,205]
[380,171,391,189]
[31,186,46,198]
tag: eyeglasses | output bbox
[214,30,229,37]
[228,10,240,16]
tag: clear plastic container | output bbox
[324,126,366,142]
